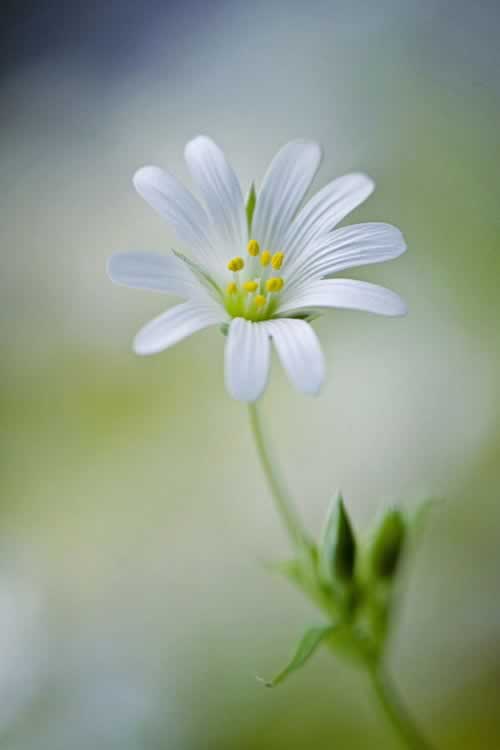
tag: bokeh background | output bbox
[2,1,500,748]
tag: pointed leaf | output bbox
[260,625,336,687]
[319,493,356,585]
[371,509,406,579]
[246,182,257,235]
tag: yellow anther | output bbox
[254,294,266,308]
[271,251,285,270]
[265,277,284,293]
[226,282,238,295]
[247,239,260,257]
[243,280,259,293]
[227,256,245,272]
[260,250,271,267]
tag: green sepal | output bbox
[260,624,336,687]
[266,546,319,586]
[246,182,257,235]
[172,250,223,302]
[370,509,406,579]
[319,493,356,585]
[274,311,321,323]
[263,558,302,584]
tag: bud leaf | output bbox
[319,494,356,585]
[259,624,336,687]
[371,509,406,579]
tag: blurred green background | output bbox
[1,1,500,748]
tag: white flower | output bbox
[108,136,407,402]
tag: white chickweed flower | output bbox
[108,136,407,401]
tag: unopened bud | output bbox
[371,509,406,579]
[319,493,356,584]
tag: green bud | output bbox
[370,509,406,579]
[319,494,356,585]
[246,182,257,234]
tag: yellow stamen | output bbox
[254,294,266,308]
[243,280,259,293]
[260,250,271,267]
[247,239,260,257]
[227,256,245,272]
[271,251,285,270]
[226,282,238,295]
[265,277,284,293]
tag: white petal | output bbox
[107,252,204,299]
[133,166,218,267]
[286,223,406,288]
[184,136,246,260]
[283,173,375,266]
[278,279,407,317]
[224,318,271,402]
[134,301,227,356]
[251,141,322,252]
[263,319,325,395]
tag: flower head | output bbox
[108,136,407,401]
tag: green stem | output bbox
[247,403,310,551]
[370,665,434,750]
[248,403,432,749]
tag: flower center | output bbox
[223,240,286,322]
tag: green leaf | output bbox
[172,250,223,302]
[370,509,406,579]
[246,183,257,235]
[319,493,356,585]
[260,625,336,687]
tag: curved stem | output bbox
[370,666,434,750]
[247,403,310,551]
[247,405,433,748]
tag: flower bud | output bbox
[319,493,356,585]
[370,509,406,579]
